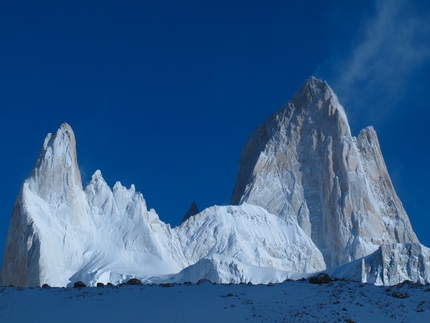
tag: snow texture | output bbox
[1,280,430,322]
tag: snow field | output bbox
[1,280,429,322]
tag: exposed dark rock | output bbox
[392,291,410,299]
[181,201,199,224]
[73,281,86,288]
[127,278,142,285]
[309,273,330,284]
[42,283,50,288]
[159,283,174,287]
[97,282,105,287]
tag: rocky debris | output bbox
[73,281,86,288]
[392,291,410,299]
[309,273,330,284]
[96,282,104,287]
[127,278,142,286]
[42,284,50,289]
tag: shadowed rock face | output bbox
[231,77,418,268]
[181,202,199,224]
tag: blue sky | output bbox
[1,0,429,257]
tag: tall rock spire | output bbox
[29,122,82,200]
[231,77,418,267]
[1,123,89,286]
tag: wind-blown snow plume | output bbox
[318,0,430,123]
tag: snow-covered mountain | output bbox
[2,77,429,287]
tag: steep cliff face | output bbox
[231,77,418,268]
[1,123,89,286]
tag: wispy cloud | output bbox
[317,0,430,125]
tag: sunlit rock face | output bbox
[231,77,418,268]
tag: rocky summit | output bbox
[2,77,429,287]
[231,77,418,268]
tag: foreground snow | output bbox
[1,280,429,322]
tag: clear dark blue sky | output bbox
[1,0,429,257]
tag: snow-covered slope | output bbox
[231,77,418,268]
[326,242,430,286]
[1,280,430,322]
[167,254,307,284]
[175,203,324,273]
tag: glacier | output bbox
[2,77,430,287]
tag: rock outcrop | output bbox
[181,201,199,224]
